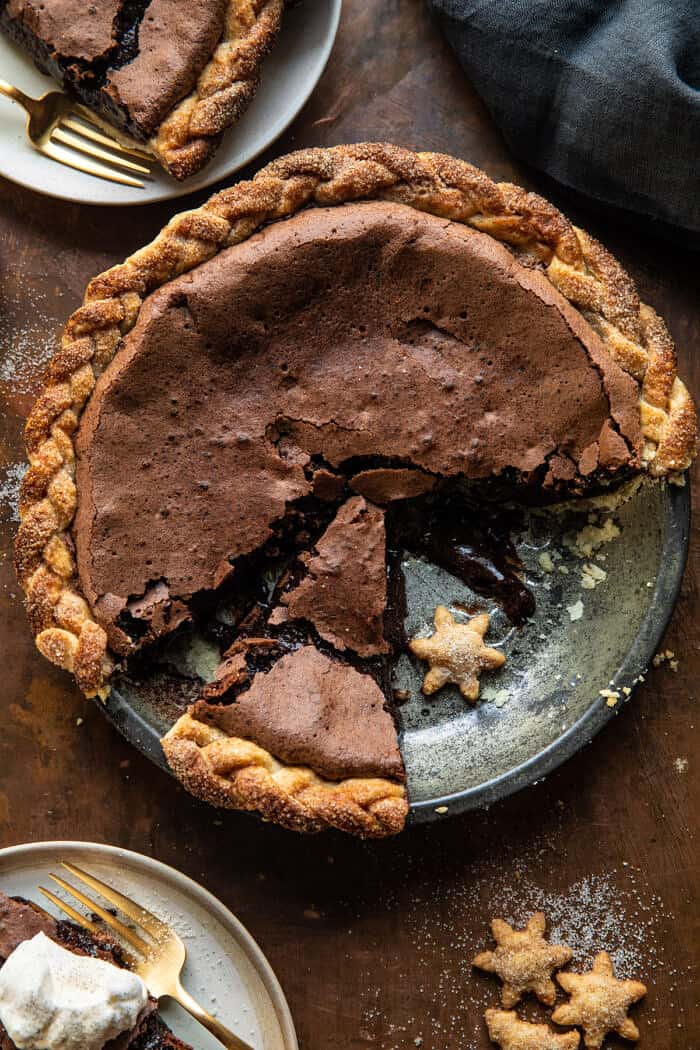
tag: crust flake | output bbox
[15,143,696,702]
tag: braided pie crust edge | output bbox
[162,713,409,837]
[151,0,284,179]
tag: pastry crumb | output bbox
[564,517,621,558]
[567,600,584,622]
[434,805,448,815]
[539,551,554,573]
[600,688,620,707]
[674,757,688,773]
[581,562,607,589]
[652,648,679,671]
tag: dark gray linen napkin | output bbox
[428,0,700,235]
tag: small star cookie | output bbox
[409,606,505,701]
[485,1009,580,1050]
[473,912,573,1007]
[552,951,647,1048]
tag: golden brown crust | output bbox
[15,143,697,703]
[151,0,285,180]
[161,712,409,837]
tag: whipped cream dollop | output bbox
[0,932,148,1050]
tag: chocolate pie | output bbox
[0,0,283,178]
[15,145,697,837]
[0,893,191,1050]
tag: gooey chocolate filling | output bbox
[73,201,643,783]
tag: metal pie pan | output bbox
[99,480,690,826]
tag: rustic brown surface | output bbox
[0,3,697,1048]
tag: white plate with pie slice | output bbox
[0,0,341,206]
[0,841,298,1050]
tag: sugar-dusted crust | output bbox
[151,0,285,179]
[15,144,697,701]
[162,712,409,837]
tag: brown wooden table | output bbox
[0,4,697,1048]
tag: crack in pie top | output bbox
[0,0,284,178]
[15,145,697,837]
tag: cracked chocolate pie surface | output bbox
[0,0,284,179]
[15,145,697,837]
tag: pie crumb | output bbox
[652,648,679,671]
[564,517,621,558]
[581,562,607,589]
[567,600,584,622]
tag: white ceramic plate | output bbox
[0,0,341,206]
[0,841,298,1050]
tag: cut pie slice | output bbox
[0,892,191,1050]
[163,646,408,836]
[0,0,284,179]
[15,144,697,837]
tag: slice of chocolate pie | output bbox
[0,0,283,178]
[15,145,697,837]
[0,893,191,1050]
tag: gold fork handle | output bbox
[169,979,256,1050]
[0,78,37,114]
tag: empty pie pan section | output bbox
[403,478,689,819]
[0,841,298,1050]
[101,479,689,824]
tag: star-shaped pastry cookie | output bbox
[473,912,573,1007]
[485,1009,580,1050]
[551,951,647,1048]
[409,606,505,701]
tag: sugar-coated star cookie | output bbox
[473,912,573,1007]
[409,606,505,701]
[485,1009,580,1049]
[552,951,647,1048]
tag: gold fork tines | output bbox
[0,78,153,187]
[38,863,256,1050]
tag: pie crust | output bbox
[151,0,284,179]
[162,712,408,837]
[15,144,697,835]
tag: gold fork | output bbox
[39,862,256,1050]
[0,79,152,187]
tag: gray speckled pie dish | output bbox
[101,478,690,825]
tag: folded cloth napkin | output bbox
[428,0,700,235]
